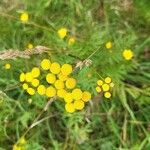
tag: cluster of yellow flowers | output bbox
[96,77,114,99]
[19,59,91,113]
[13,137,26,150]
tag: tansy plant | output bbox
[19,59,91,113]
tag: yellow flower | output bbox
[25,72,33,82]
[105,41,112,49]
[27,88,35,95]
[58,73,68,81]
[61,64,72,76]
[102,83,110,92]
[20,12,29,23]
[50,62,61,74]
[104,92,111,98]
[27,43,33,49]
[41,59,51,70]
[64,93,73,103]
[97,80,103,86]
[13,144,21,150]
[54,80,64,89]
[46,73,56,84]
[68,37,75,45]
[31,79,39,87]
[5,63,11,70]
[58,28,67,39]
[72,88,82,100]
[82,91,91,102]
[46,86,56,97]
[122,49,134,60]
[19,137,26,145]
[65,78,76,89]
[22,83,28,90]
[31,67,40,78]
[20,73,25,82]
[74,100,85,110]
[37,85,46,95]
[96,86,101,93]
[104,77,112,83]
[65,103,75,113]
[57,89,67,98]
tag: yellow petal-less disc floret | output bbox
[19,137,26,145]
[22,83,28,90]
[65,103,75,113]
[72,88,82,100]
[57,89,67,98]
[25,72,33,82]
[37,85,46,95]
[46,73,56,84]
[97,80,103,86]
[104,92,111,98]
[31,79,39,87]
[68,37,75,45]
[102,84,110,92]
[64,93,73,103]
[82,91,91,102]
[96,86,102,93]
[74,100,85,110]
[61,64,72,76]
[50,62,61,74]
[41,59,51,70]
[58,28,67,39]
[104,77,112,84]
[122,49,134,60]
[27,88,35,95]
[46,86,56,97]
[65,78,76,89]
[58,73,68,81]
[13,144,21,150]
[20,73,25,82]
[27,43,33,49]
[54,80,64,89]
[20,12,29,23]
[105,41,112,49]
[5,63,11,70]
[31,67,40,78]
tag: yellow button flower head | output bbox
[104,92,111,98]
[20,12,29,23]
[58,73,68,81]
[31,67,40,78]
[61,64,73,76]
[72,88,82,100]
[5,63,11,70]
[64,93,73,103]
[97,80,103,86]
[58,28,67,39]
[96,86,101,93]
[46,73,56,84]
[68,37,75,45]
[105,41,112,49]
[41,59,51,70]
[22,83,28,90]
[37,85,46,95]
[31,79,39,87]
[102,83,110,92]
[57,89,67,98]
[25,72,33,82]
[74,100,85,110]
[46,86,56,97]
[123,49,134,60]
[27,43,33,49]
[54,80,64,89]
[20,73,25,82]
[13,144,21,150]
[65,103,75,113]
[65,78,76,89]
[104,77,112,83]
[19,137,26,145]
[50,62,61,74]
[27,88,35,95]
[82,91,91,102]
